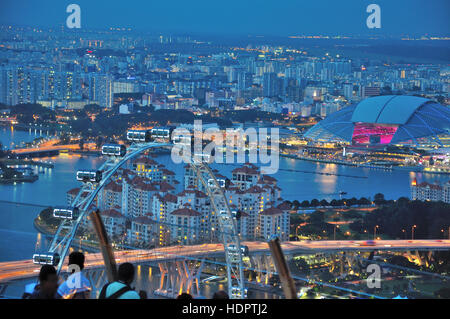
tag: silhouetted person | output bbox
[177,292,193,300]
[23,265,59,299]
[56,251,92,299]
[212,290,229,299]
[99,262,142,299]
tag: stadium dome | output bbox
[304,95,450,146]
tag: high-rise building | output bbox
[237,72,253,91]
[284,78,302,102]
[86,73,113,108]
[0,66,42,105]
[343,83,353,100]
[263,72,281,97]
[168,206,201,245]
[361,86,380,98]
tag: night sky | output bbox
[0,0,449,36]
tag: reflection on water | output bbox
[0,126,50,150]
[315,163,338,195]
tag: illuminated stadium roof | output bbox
[304,95,450,145]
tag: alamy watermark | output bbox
[66,4,81,29]
[66,264,81,289]
[170,120,280,174]
[366,264,382,288]
[366,4,381,29]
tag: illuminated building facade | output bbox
[411,179,450,203]
[305,95,450,146]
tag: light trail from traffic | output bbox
[1,240,448,283]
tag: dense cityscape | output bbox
[0,1,449,306]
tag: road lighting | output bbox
[334,225,339,240]
[373,225,379,240]
[402,229,406,239]
[211,227,215,243]
[296,225,301,239]
[411,225,417,240]
[440,227,450,240]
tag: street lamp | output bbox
[373,225,379,240]
[411,225,417,240]
[334,225,339,240]
[402,229,406,239]
[296,225,301,239]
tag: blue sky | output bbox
[0,0,449,36]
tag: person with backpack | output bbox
[98,262,143,299]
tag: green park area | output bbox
[288,194,450,241]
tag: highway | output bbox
[11,139,97,155]
[11,144,79,155]
[0,240,449,283]
[283,239,450,253]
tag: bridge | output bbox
[10,141,97,158]
[11,141,79,156]
[11,146,71,158]
[1,240,448,284]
